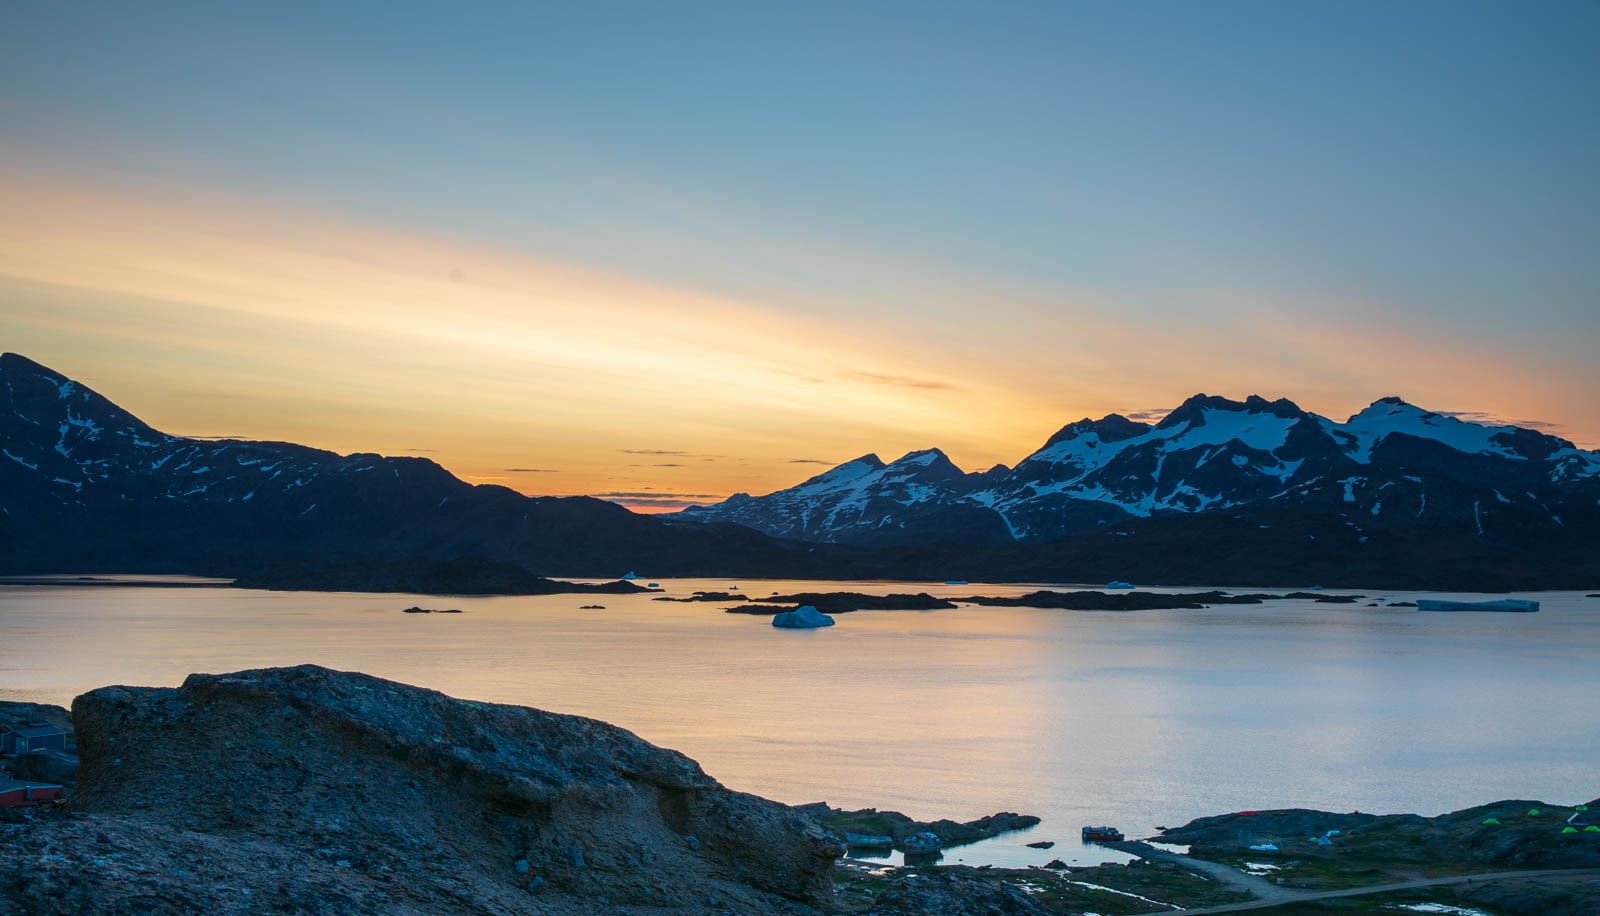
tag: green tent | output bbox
[1562,826,1579,834]
[1585,826,1600,833]
[1578,805,1590,812]
[1482,818,1501,825]
[1528,808,1541,815]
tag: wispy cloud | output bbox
[1122,407,1174,423]
[504,467,556,473]
[839,370,955,390]
[1436,410,1565,433]
[620,449,689,456]
[592,491,721,500]
[788,458,834,465]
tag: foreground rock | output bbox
[0,665,841,914]
[862,867,1052,915]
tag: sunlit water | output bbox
[2,578,1596,868]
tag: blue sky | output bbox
[2,1,1597,502]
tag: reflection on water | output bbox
[1,578,1596,868]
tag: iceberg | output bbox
[621,571,639,580]
[1248,843,1278,852]
[772,606,836,629]
[1417,599,1539,613]
[1106,581,1135,590]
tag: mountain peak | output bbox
[1042,413,1149,448]
[1158,393,1309,429]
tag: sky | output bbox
[2,1,1597,510]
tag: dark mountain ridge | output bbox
[0,353,842,579]
[3,353,1596,589]
[678,389,1600,559]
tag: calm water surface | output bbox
[2,579,1596,868]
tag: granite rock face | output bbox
[1,665,844,914]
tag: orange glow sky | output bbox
[4,163,1595,511]
[3,4,1597,510]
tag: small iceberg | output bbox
[945,580,969,586]
[772,605,835,629]
[1417,599,1539,613]
[647,582,661,588]
[1249,843,1278,852]
[1106,581,1135,590]
[621,571,639,580]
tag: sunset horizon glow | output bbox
[4,2,1596,511]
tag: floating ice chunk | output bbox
[772,606,835,629]
[1417,599,1538,613]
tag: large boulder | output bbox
[55,665,841,913]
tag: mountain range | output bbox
[677,394,1600,549]
[3,352,1596,589]
[0,352,832,580]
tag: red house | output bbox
[0,778,62,808]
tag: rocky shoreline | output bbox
[3,668,1596,915]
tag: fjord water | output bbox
[2,580,1596,868]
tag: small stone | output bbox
[514,859,529,873]
[684,835,701,850]
[526,876,545,892]
[563,845,586,868]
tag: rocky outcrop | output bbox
[0,701,71,734]
[1161,800,1600,870]
[808,804,1041,849]
[862,867,1053,915]
[20,665,843,914]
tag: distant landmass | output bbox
[677,394,1600,549]
[2,352,1596,590]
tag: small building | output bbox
[1,724,67,755]
[0,778,62,808]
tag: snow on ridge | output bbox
[1337,399,1526,461]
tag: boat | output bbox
[843,833,893,849]
[1082,825,1124,843]
[901,831,944,855]
[1106,581,1135,590]
[1417,599,1539,613]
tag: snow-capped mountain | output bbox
[5,352,1594,589]
[678,393,1600,546]
[693,450,1014,547]
[0,353,832,577]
